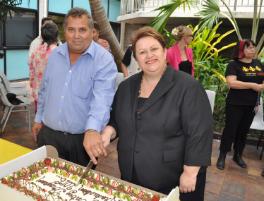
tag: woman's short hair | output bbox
[41,17,53,26]
[131,26,166,59]
[171,25,192,41]
[233,39,256,60]
[41,22,58,46]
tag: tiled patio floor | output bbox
[1,102,264,201]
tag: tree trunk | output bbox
[88,0,123,69]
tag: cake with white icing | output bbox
[1,158,161,201]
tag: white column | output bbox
[120,21,126,50]
[38,0,48,35]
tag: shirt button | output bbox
[61,96,64,99]
[65,82,68,86]
[69,70,72,73]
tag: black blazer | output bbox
[110,66,213,192]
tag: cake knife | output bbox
[77,160,94,185]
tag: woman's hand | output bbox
[226,76,264,92]
[254,105,259,113]
[101,126,116,147]
[179,165,200,193]
[251,83,264,92]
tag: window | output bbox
[48,14,65,42]
[5,11,37,47]
[0,23,3,48]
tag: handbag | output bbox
[6,93,24,105]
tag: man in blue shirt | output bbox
[32,7,117,166]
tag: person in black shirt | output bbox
[120,45,141,77]
[216,39,264,170]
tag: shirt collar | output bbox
[58,41,96,59]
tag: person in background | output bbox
[28,17,54,60]
[167,25,194,76]
[216,39,264,170]
[120,44,141,77]
[29,22,58,112]
[32,7,117,167]
[262,169,264,177]
[93,21,110,51]
[88,26,213,201]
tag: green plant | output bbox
[151,0,264,56]
[191,22,236,82]
[191,23,235,131]
[198,0,264,56]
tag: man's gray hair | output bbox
[64,7,94,29]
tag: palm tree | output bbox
[151,0,264,56]
[88,0,123,67]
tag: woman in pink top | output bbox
[167,25,194,76]
[29,22,58,112]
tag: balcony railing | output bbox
[120,0,263,15]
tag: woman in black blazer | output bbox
[95,27,213,201]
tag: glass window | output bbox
[6,11,37,47]
[110,22,120,42]
[48,14,66,43]
[49,0,72,14]
[0,23,3,48]
[18,0,38,9]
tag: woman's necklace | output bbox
[139,76,160,98]
[138,67,167,97]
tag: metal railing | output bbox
[120,0,263,15]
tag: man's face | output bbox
[64,15,93,54]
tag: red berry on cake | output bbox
[44,158,51,166]
[151,195,160,201]
[1,178,8,184]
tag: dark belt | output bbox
[43,124,83,136]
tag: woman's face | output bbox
[135,36,167,76]
[182,28,193,45]
[243,43,256,59]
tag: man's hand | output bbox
[179,165,199,193]
[32,122,43,142]
[83,130,107,164]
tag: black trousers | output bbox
[220,104,255,154]
[131,168,206,201]
[37,125,91,167]
[179,170,206,201]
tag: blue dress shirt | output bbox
[35,41,117,134]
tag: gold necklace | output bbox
[139,67,167,97]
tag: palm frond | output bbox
[256,33,264,57]
[198,0,220,30]
[252,0,263,42]
[150,0,198,32]
[198,0,241,39]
